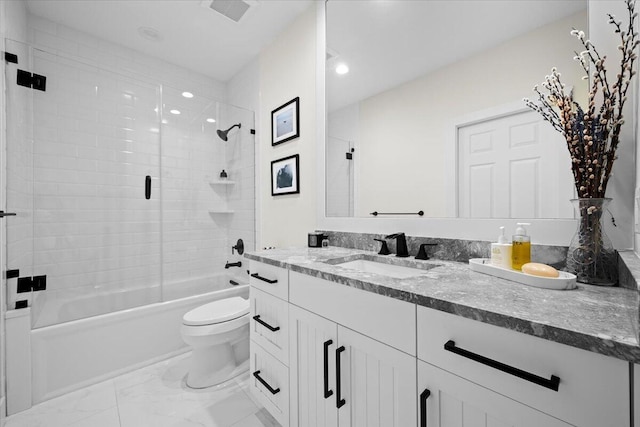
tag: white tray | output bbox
[469,259,577,290]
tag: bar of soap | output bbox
[521,263,559,278]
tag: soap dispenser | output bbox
[511,223,531,271]
[491,226,512,269]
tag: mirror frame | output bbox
[315,1,581,246]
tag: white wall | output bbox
[259,5,317,248]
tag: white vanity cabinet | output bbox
[248,258,633,427]
[289,271,417,427]
[248,262,290,427]
[417,307,630,427]
[289,304,417,427]
[418,361,573,427]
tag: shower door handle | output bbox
[145,176,151,200]
[0,211,17,218]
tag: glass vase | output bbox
[565,198,617,286]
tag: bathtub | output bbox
[28,276,249,404]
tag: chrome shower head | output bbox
[216,123,241,141]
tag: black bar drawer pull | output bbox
[444,340,560,391]
[252,370,280,395]
[252,315,280,332]
[336,345,346,408]
[0,211,17,218]
[323,339,333,399]
[145,175,151,200]
[420,388,431,427]
[250,273,278,284]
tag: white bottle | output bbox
[491,226,512,269]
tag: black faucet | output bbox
[384,233,409,257]
[225,261,242,269]
[416,243,438,260]
[373,238,391,255]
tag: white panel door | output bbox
[337,326,417,427]
[418,361,573,427]
[289,305,339,427]
[458,110,573,218]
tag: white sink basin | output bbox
[337,259,429,279]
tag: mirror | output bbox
[326,0,589,219]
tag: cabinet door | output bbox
[418,361,573,427]
[337,326,417,427]
[289,305,339,427]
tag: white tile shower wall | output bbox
[28,49,163,327]
[227,59,259,258]
[160,89,228,288]
[27,15,226,102]
[9,14,256,325]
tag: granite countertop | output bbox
[245,246,640,364]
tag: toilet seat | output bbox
[183,297,249,327]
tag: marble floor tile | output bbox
[67,407,121,427]
[231,408,280,427]
[5,351,281,427]
[5,380,117,427]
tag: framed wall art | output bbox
[271,97,300,146]
[271,154,300,196]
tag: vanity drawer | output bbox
[250,287,289,365]
[250,340,289,427]
[417,307,629,427]
[289,271,416,356]
[249,261,289,300]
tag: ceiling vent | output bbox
[201,0,257,23]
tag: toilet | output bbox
[181,296,250,388]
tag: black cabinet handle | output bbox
[250,273,278,284]
[145,175,151,200]
[252,370,280,395]
[444,340,560,391]
[336,345,346,408]
[0,211,16,218]
[323,339,333,399]
[420,388,431,427]
[252,315,280,332]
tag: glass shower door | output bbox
[5,40,163,327]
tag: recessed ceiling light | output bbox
[170,109,181,115]
[335,63,349,75]
[137,26,163,42]
[206,118,216,123]
[182,91,194,99]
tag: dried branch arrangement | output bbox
[524,0,638,198]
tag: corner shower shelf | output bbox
[209,210,235,214]
[210,180,236,185]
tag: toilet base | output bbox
[186,338,250,389]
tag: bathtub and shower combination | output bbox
[3,39,256,413]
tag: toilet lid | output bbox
[183,297,249,326]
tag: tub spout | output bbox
[225,261,242,269]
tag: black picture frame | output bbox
[271,97,300,146]
[271,154,300,196]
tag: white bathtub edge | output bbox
[30,285,248,406]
